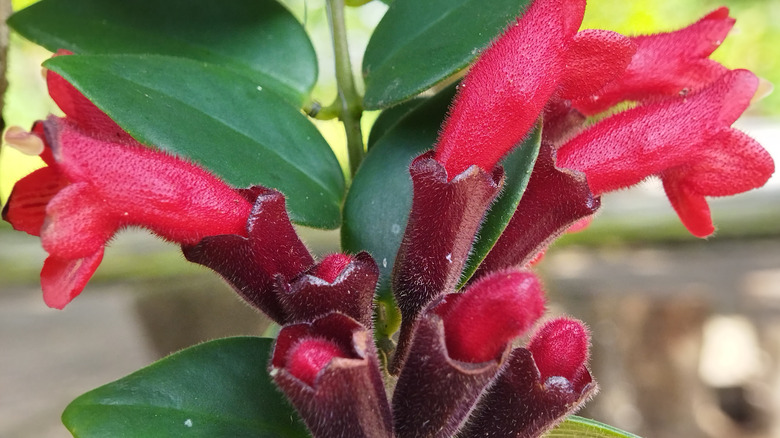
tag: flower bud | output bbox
[311,253,354,283]
[441,270,546,363]
[391,315,503,438]
[271,314,393,438]
[528,317,590,383]
[459,318,595,437]
[392,270,545,437]
[285,338,349,387]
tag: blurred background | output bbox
[1,0,778,437]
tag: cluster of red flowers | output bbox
[2,0,773,436]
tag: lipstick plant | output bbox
[2,0,773,437]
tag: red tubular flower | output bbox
[433,0,587,177]
[3,118,252,309]
[1,54,260,309]
[573,8,735,115]
[271,313,394,438]
[459,317,596,438]
[557,69,774,237]
[440,269,546,363]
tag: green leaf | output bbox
[46,54,345,229]
[9,0,317,103]
[544,416,643,438]
[62,337,310,438]
[459,123,541,286]
[362,0,530,109]
[366,96,428,150]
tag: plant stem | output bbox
[326,0,364,177]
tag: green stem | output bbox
[326,0,364,177]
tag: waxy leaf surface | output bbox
[63,337,309,438]
[9,0,317,103]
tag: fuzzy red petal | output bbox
[557,70,761,195]
[668,128,775,197]
[41,249,104,309]
[528,317,590,383]
[286,338,349,387]
[442,269,545,363]
[573,8,734,114]
[433,0,586,177]
[2,166,68,236]
[40,182,116,259]
[44,118,252,245]
[661,176,715,238]
[557,29,636,100]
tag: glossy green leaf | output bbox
[459,123,541,286]
[343,83,539,302]
[46,54,345,229]
[9,0,317,103]
[544,416,643,438]
[366,96,428,150]
[362,0,530,109]
[62,337,310,438]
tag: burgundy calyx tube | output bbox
[271,313,394,438]
[474,142,599,278]
[393,269,545,437]
[279,252,379,327]
[390,152,503,373]
[182,187,314,323]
